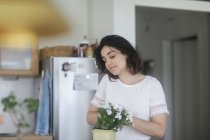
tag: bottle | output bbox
[90,39,98,50]
[78,35,89,57]
[73,47,78,57]
[85,46,93,57]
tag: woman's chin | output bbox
[109,68,120,76]
[110,71,119,76]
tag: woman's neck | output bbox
[118,72,145,85]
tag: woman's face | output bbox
[101,45,127,76]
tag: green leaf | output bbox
[1,94,18,112]
[23,98,39,113]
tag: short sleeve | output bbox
[149,78,169,117]
[91,75,108,107]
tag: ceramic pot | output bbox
[92,129,116,140]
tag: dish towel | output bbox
[35,70,52,135]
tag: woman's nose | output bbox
[105,59,112,68]
[106,59,110,65]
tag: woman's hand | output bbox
[87,105,98,125]
[132,114,167,138]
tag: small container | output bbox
[85,46,93,57]
[77,47,85,57]
[78,35,89,57]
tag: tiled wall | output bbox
[0,77,40,134]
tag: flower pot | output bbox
[92,129,116,140]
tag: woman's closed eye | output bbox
[102,55,116,63]
[101,49,120,63]
[109,55,116,59]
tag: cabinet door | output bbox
[0,45,39,76]
[0,31,39,76]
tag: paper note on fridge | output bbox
[74,73,98,90]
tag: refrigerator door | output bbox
[52,57,98,140]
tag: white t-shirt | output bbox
[91,74,169,140]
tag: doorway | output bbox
[162,35,210,140]
[136,5,210,140]
[172,36,200,140]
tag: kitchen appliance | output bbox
[46,57,99,140]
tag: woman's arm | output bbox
[87,105,98,125]
[132,114,167,138]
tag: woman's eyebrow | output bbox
[101,50,118,58]
[107,50,117,55]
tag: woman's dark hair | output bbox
[94,35,143,79]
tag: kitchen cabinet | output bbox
[0,46,39,76]
[0,31,39,76]
[0,135,52,140]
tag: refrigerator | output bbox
[46,57,99,140]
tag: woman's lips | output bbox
[108,65,117,72]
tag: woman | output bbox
[87,35,169,140]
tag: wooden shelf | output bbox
[0,135,52,140]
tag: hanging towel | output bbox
[35,70,52,135]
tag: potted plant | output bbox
[93,102,132,140]
[1,91,39,140]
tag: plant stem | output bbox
[9,112,18,128]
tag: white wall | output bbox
[88,0,113,43]
[134,0,210,12]
[0,77,36,133]
[113,0,135,45]
[40,0,210,48]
